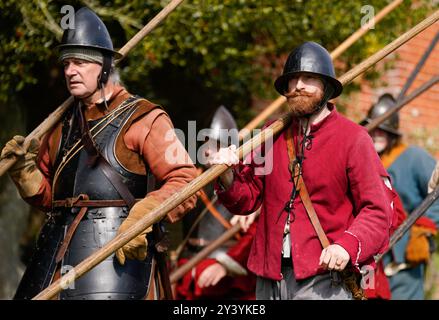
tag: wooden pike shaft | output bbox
[169,223,242,284]
[118,0,184,58]
[33,10,439,300]
[0,96,73,177]
[375,184,439,263]
[338,11,439,85]
[0,0,185,177]
[366,75,439,133]
[330,0,403,59]
[240,3,426,136]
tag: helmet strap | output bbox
[97,54,112,110]
[99,54,112,85]
[299,80,334,120]
[313,80,334,115]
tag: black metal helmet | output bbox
[207,106,238,146]
[274,42,343,99]
[58,7,122,59]
[361,93,401,136]
[58,7,121,86]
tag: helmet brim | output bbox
[274,71,343,99]
[360,118,402,136]
[57,44,123,60]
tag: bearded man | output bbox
[1,7,197,300]
[207,42,395,300]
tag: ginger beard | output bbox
[285,90,324,117]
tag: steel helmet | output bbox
[274,41,343,99]
[361,93,401,136]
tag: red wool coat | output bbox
[216,105,394,281]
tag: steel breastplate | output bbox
[14,97,156,300]
[53,97,149,201]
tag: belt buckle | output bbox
[65,194,88,208]
[65,197,75,208]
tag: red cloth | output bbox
[364,262,391,300]
[366,191,407,299]
[390,192,408,235]
[175,223,257,300]
[216,105,394,281]
[227,220,257,267]
[415,216,437,232]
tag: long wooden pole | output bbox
[32,10,439,300]
[240,0,404,135]
[375,184,439,263]
[0,0,402,176]
[117,0,184,59]
[366,75,439,132]
[396,30,439,102]
[170,223,242,284]
[168,1,405,258]
[0,0,185,177]
[331,0,403,59]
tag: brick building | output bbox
[344,22,439,157]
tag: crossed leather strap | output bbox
[53,102,173,299]
[285,126,366,300]
[54,102,138,264]
[55,193,90,264]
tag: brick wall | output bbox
[344,22,439,156]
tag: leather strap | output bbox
[55,194,89,263]
[78,104,136,209]
[53,198,143,208]
[285,126,366,300]
[199,189,241,240]
[285,128,330,248]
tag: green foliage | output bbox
[0,0,435,125]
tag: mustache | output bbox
[284,90,314,99]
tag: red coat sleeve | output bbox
[215,152,265,216]
[335,131,393,268]
[226,219,257,267]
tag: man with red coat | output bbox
[207,42,395,300]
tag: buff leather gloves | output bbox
[406,224,437,265]
[1,135,43,198]
[115,196,160,265]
